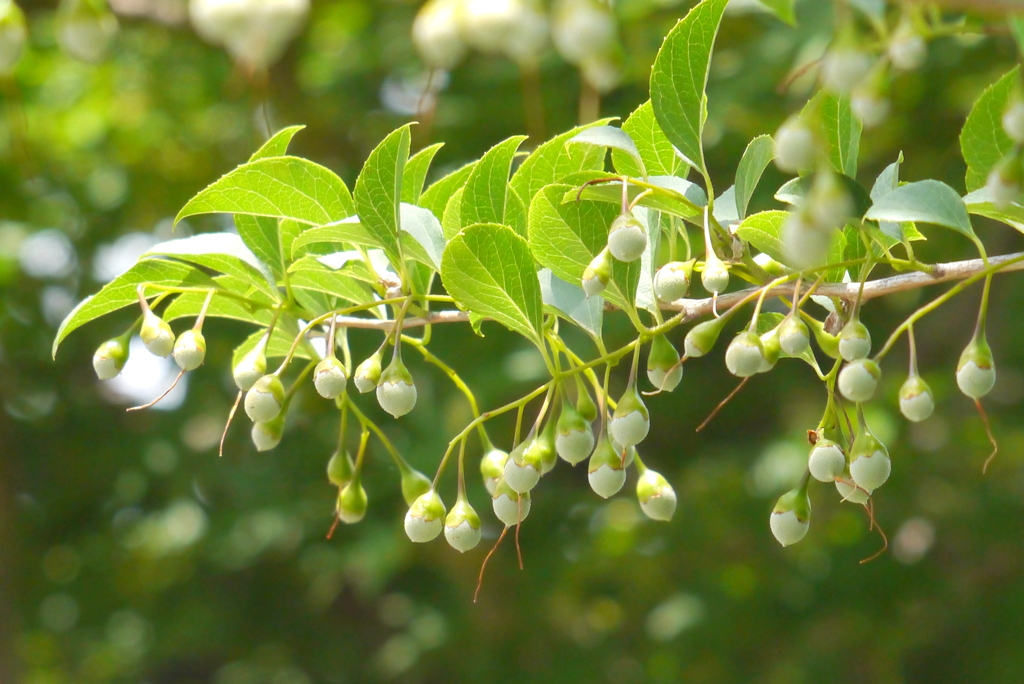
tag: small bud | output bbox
[956,335,996,399]
[683,316,729,359]
[888,21,926,71]
[336,477,368,524]
[821,48,873,93]
[701,256,730,295]
[354,351,382,394]
[725,331,765,378]
[376,355,417,418]
[492,478,531,526]
[647,334,683,392]
[251,416,284,452]
[480,448,509,495]
[233,344,267,392]
[555,401,596,466]
[774,117,816,174]
[588,435,626,499]
[778,315,810,357]
[769,484,811,547]
[400,468,432,507]
[899,375,935,422]
[576,386,599,423]
[808,439,846,483]
[444,499,482,553]
[607,212,648,263]
[313,356,348,399]
[140,311,175,358]
[804,314,841,359]
[1003,102,1024,144]
[839,319,872,361]
[758,328,781,374]
[327,450,355,487]
[836,469,869,504]
[244,375,286,423]
[582,248,612,297]
[173,329,207,371]
[503,434,543,494]
[636,469,676,521]
[93,338,129,380]
[609,384,650,448]
[653,260,694,302]
[535,417,559,475]
[404,490,446,543]
[838,358,881,403]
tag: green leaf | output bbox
[232,316,313,366]
[538,268,603,339]
[175,156,354,226]
[509,120,612,205]
[420,161,476,220]
[650,0,730,175]
[960,67,1019,192]
[287,257,377,307]
[442,186,465,241]
[964,186,1024,233]
[461,136,529,233]
[403,143,444,204]
[614,100,683,178]
[735,210,788,265]
[570,175,706,221]
[869,153,906,242]
[163,284,275,326]
[756,0,796,24]
[53,261,216,357]
[734,135,775,219]
[441,223,543,342]
[811,91,862,178]
[354,124,412,267]
[235,215,285,280]
[400,203,446,270]
[249,126,305,162]
[289,220,372,257]
[567,126,646,177]
[865,180,975,238]
[631,207,661,315]
[143,233,279,297]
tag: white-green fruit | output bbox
[552,0,617,65]
[251,418,283,452]
[701,258,730,294]
[836,477,869,505]
[850,449,891,493]
[646,365,682,393]
[93,339,129,380]
[808,441,846,483]
[140,312,175,358]
[888,28,926,71]
[492,480,531,526]
[327,450,355,487]
[444,500,482,553]
[404,490,446,543]
[480,448,509,495]
[609,387,650,448]
[820,49,872,93]
[244,375,286,423]
[725,332,765,378]
[778,316,810,357]
[838,359,880,403]
[607,213,647,262]
[233,345,267,391]
[376,359,417,418]
[654,261,691,302]
[774,119,816,174]
[636,470,676,522]
[412,0,466,69]
[956,339,996,399]
[807,171,854,230]
[1003,102,1024,144]
[555,427,595,466]
[400,468,432,507]
[851,92,890,129]
[173,330,207,371]
[188,0,309,70]
[0,0,27,74]
[354,353,382,393]
[582,248,612,297]
[57,0,119,64]
[336,479,368,524]
[503,439,542,493]
[313,356,348,399]
[782,211,832,268]
[647,334,682,391]
[769,510,809,547]
[588,462,626,499]
[839,320,871,361]
[899,375,935,422]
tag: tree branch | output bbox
[329,252,1024,331]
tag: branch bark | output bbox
[330,251,1024,331]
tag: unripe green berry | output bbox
[251,416,284,452]
[654,260,693,302]
[836,471,869,505]
[244,374,286,423]
[582,248,612,297]
[725,331,765,378]
[535,417,559,475]
[404,490,446,543]
[646,334,682,392]
[173,329,207,371]
[956,336,996,399]
[701,257,730,295]
[588,435,626,499]
[93,338,129,380]
[376,356,417,418]
[354,351,382,394]
[774,117,816,174]
[778,315,810,357]
[400,468,432,507]
[576,385,598,423]
[758,329,780,374]
[609,385,650,448]
[233,345,267,391]
[555,402,595,466]
[899,375,935,423]
[839,319,871,361]
[337,478,368,524]
[492,478,531,526]
[684,316,728,359]
[636,469,676,521]
[849,421,890,493]
[838,359,881,403]
[313,356,348,399]
[504,436,543,493]
[140,311,174,358]
[327,450,355,487]
[607,213,647,263]
[770,485,811,547]
[444,499,482,553]
[480,448,509,495]
[803,314,841,359]
[808,439,846,483]
[1003,102,1024,144]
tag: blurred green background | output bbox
[4,1,1024,683]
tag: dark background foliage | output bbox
[3,1,1024,682]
